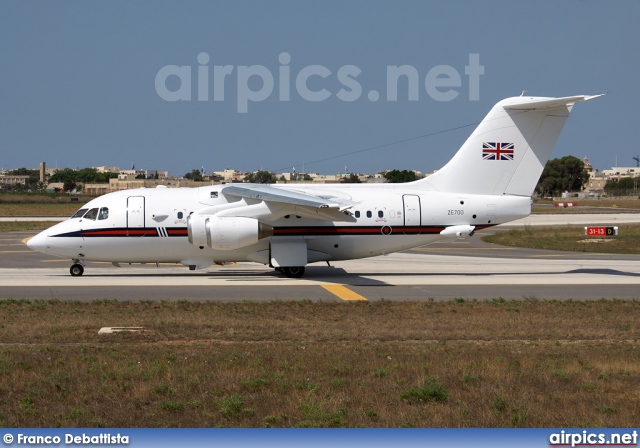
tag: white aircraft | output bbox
[28,94,601,277]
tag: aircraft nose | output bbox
[27,231,48,254]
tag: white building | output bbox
[601,167,640,179]
[213,168,245,182]
[93,166,120,173]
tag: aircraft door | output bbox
[127,196,145,228]
[403,195,421,231]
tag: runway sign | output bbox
[585,226,618,236]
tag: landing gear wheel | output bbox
[281,266,305,278]
[70,264,84,277]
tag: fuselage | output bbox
[28,183,531,266]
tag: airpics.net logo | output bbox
[155,52,484,113]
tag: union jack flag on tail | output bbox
[482,142,514,161]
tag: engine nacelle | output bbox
[187,214,208,247]
[188,215,273,251]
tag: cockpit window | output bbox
[84,208,99,221]
[72,208,88,218]
[98,207,109,220]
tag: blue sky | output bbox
[0,1,637,177]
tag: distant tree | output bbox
[49,168,117,184]
[535,156,589,197]
[384,169,417,183]
[135,173,147,179]
[63,178,77,192]
[184,169,203,182]
[244,170,275,184]
[303,174,313,181]
[340,173,362,183]
[49,168,76,185]
[76,168,101,183]
[604,176,640,196]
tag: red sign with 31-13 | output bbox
[584,226,618,236]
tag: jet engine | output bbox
[188,215,273,250]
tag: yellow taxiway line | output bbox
[321,284,368,301]
[412,247,516,251]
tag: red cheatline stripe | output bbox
[77,228,188,237]
[63,224,494,239]
[273,226,448,236]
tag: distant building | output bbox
[45,167,63,177]
[108,178,213,192]
[93,166,120,173]
[84,183,110,195]
[213,168,245,183]
[45,182,65,193]
[118,169,147,180]
[307,173,340,182]
[0,175,29,187]
[601,167,640,179]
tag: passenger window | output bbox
[177,212,183,219]
[84,208,99,220]
[98,207,109,220]
[72,208,88,218]
[378,211,384,218]
[366,211,372,218]
[355,211,360,218]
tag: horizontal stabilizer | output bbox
[503,94,604,111]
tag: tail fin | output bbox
[421,95,603,196]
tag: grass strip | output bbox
[0,299,638,427]
[482,224,640,254]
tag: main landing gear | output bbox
[70,260,85,277]
[277,266,305,278]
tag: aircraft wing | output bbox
[221,184,358,222]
